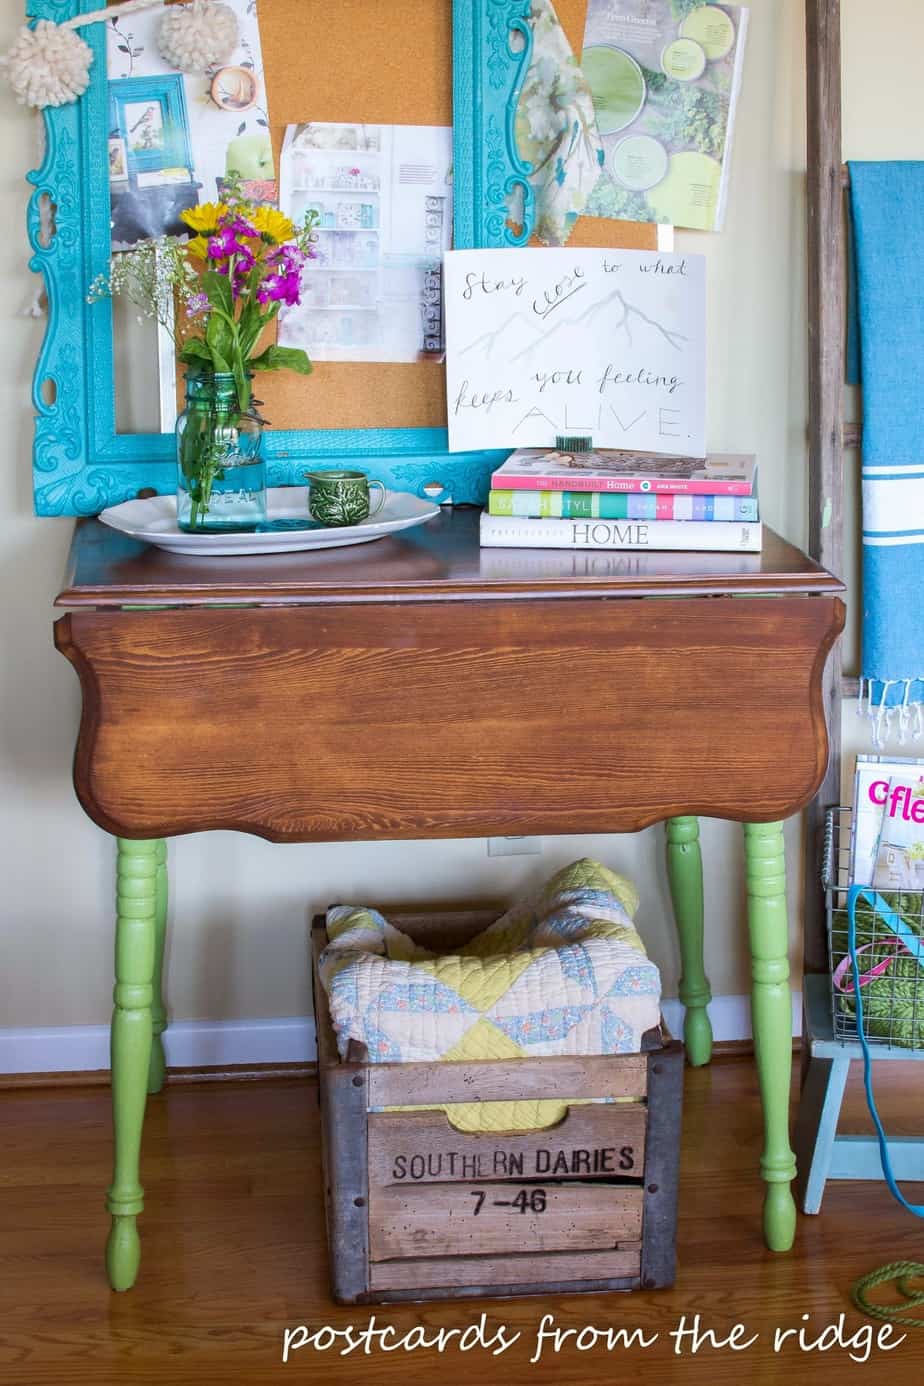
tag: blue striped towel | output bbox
[849,163,924,742]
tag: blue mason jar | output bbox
[176,370,266,532]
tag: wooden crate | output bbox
[311,910,684,1304]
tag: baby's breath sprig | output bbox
[87,236,199,347]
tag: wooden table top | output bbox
[56,508,844,608]
[54,508,846,838]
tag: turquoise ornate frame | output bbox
[27,0,535,516]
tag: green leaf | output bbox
[232,342,251,413]
[178,338,212,363]
[206,310,233,372]
[202,269,233,318]
[210,350,233,373]
[249,345,313,375]
[237,293,268,360]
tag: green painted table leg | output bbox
[666,816,713,1066]
[744,821,798,1253]
[148,840,168,1096]
[105,839,158,1292]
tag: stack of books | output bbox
[479,445,761,553]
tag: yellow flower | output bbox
[180,202,228,235]
[251,206,296,244]
[185,235,210,260]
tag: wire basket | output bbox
[823,806,924,1051]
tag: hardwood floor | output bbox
[1,1056,923,1386]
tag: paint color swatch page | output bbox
[581,1,749,232]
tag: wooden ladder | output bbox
[798,0,924,1210]
[803,0,850,978]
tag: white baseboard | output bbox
[0,1017,317,1075]
[0,993,803,1076]
[661,992,803,1046]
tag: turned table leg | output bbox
[106,839,158,1292]
[148,840,168,1096]
[743,821,798,1252]
[666,816,713,1066]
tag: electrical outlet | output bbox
[487,836,543,857]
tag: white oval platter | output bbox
[98,487,440,557]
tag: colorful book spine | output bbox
[488,491,759,522]
[491,472,755,497]
[479,514,762,553]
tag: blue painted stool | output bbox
[795,974,924,1212]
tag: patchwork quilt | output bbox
[318,859,661,1131]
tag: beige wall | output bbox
[1,1,919,1034]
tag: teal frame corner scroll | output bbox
[27,0,536,517]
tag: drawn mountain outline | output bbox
[459,309,544,359]
[510,286,689,364]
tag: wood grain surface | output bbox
[4,1059,923,1386]
[55,591,844,840]
[57,510,845,607]
[366,1244,643,1293]
[368,1183,645,1261]
[364,1054,650,1110]
[803,0,848,975]
[367,1106,648,1187]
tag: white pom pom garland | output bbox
[158,1,239,74]
[1,20,93,109]
[1,0,242,111]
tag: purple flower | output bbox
[257,270,302,306]
[223,215,258,239]
[207,227,256,272]
[207,226,241,259]
[267,243,307,273]
[185,291,210,319]
[256,243,309,306]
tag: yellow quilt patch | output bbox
[442,1016,523,1062]
[431,951,533,1011]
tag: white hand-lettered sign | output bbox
[443,247,706,456]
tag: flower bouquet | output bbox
[90,187,319,531]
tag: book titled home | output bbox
[479,514,762,553]
[491,449,758,497]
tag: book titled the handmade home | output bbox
[491,449,758,496]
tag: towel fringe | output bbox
[875,680,894,749]
[898,679,911,745]
[859,675,924,747]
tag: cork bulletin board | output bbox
[248,0,659,433]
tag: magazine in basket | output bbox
[851,754,924,889]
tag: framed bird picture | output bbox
[109,74,192,179]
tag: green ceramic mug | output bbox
[304,470,387,527]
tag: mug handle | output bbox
[367,480,387,518]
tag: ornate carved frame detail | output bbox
[27,0,535,516]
